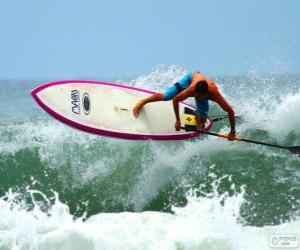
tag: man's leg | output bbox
[195,116,207,130]
[132,84,179,117]
[195,99,209,130]
[133,93,165,117]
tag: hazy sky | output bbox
[0,0,299,79]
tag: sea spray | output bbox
[0,177,299,250]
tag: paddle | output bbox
[198,130,300,155]
[212,115,240,123]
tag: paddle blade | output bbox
[288,146,300,155]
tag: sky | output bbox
[0,0,299,79]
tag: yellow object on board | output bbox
[183,114,196,126]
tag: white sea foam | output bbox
[267,90,300,139]
[126,64,187,92]
[0,181,299,250]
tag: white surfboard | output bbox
[31,80,212,140]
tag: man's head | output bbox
[195,81,208,94]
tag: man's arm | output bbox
[213,92,236,136]
[173,89,193,130]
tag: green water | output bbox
[0,74,300,229]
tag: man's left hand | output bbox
[175,120,181,131]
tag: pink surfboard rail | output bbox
[31,80,213,140]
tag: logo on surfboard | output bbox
[82,92,91,115]
[71,90,81,114]
[71,90,91,115]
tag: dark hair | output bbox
[195,81,208,94]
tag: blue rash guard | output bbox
[163,72,209,118]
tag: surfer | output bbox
[132,71,236,140]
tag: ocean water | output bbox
[0,65,300,250]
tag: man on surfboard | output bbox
[133,71,236,140]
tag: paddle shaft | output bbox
[212,115,240,123]
[200,130,290,150]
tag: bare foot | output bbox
[132,101,144,118]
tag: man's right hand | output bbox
[175,120,181,131]
[227,130,236,141]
